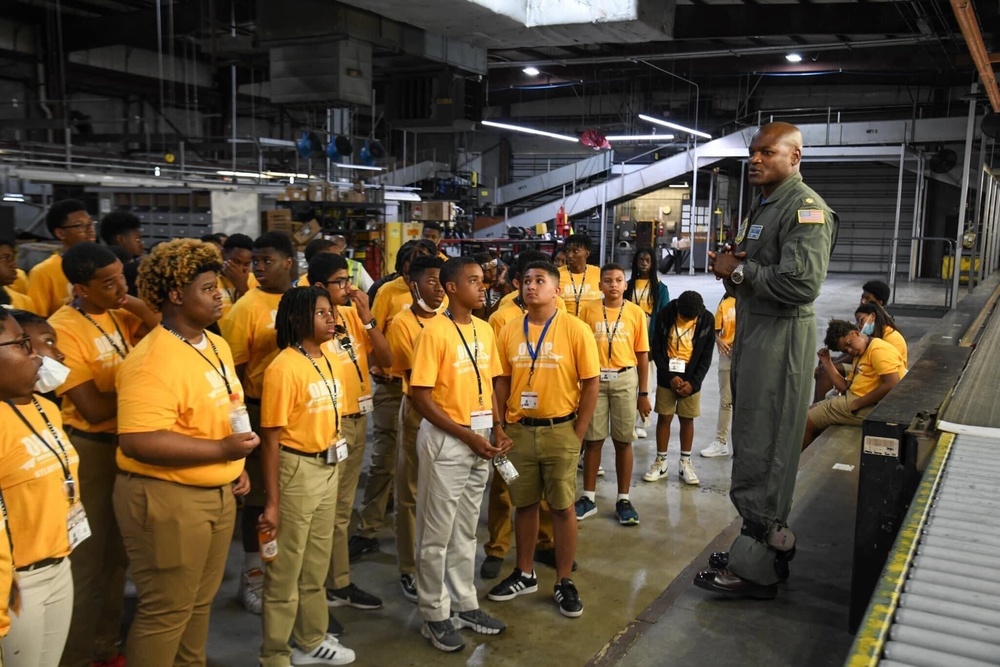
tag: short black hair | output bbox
[200,233,226,245]
[855,302,899,339]
[223,233,253,254]
[99,211,141,246]
[440,256,479,287]
[109,245,132,264]
[9,308,47,329]
[62,242,120,285]
[45,199,88,236]
[676,290,704,319]
[394,240,419,273]
[824,318,858,350]
[521,260,560,283]
[254,231,294,258]
[0,237,13,250]
[409,255,444,282]
[307,252,349,286]
[862,280,890,305]
[423,221,442,233]
[513,250,548,279]
[550,245,566,261]
[304,238,336,263]
[600,262,625,277]
[276,286,330,349]
[565,233,592,252]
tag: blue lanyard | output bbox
[523,311,557,386]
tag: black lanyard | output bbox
[162,325,233,395]
[671,322,695,354]
[513,296,525,313]
[567,269,586,315]
[296,345,341,437]
[75,306,129,360]
[333,312,366,389]
[632,281,649,308]
[446,310,483,407]
[523,311,557,387]
[6,398,76,504]
[602,302,625,361]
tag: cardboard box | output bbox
[262,209,293,232]
[412,201,453,221]
[283,186,307,202]
[308,183,326,202]
[347,191,366,203]
[292,218,321,245]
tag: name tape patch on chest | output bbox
[797,209,825,224]
[748,224,763,240]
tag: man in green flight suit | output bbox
[697,122,838,599]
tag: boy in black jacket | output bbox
[644,291,714,486]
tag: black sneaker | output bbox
[615,499,640,526]
[347,535,379,562]
[400,574,418,603]
[326,582,383,610]
[534,548,578,572]
[554,578,583,618]
[421,619,465,652]
[452,609,507,635]
[327,614,344,637]
[480,555,504,580]
[487,568,538,601]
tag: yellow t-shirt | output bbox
[28,253,72,317]
[631,279,655,316]
[558,265,602,317]
[116,327,247,487]
[883,327,908,369]
[411,313,503,426]
[324,307,374,415]
[218,273,260,319]
[497,310,600,423]
[715,297,736,347]
[261,346,344,453]
[667,315,697,363]
[220,288,283,399]
[579,300,650,370]
[11,267,29,294]
[4,287,37,314]
[491,295,567,336]
[0,503,10,637]
[387,307,438,395]
[1,396,80,566]
[371,276,411,332]
[50,306,143,433]
[849,337,906,398]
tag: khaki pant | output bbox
[353,381,402,537]
[1,559,73,667]
[415,421,489,622]
[505,421,580,510]
[261,452,339,667]
[113,474,235,667]
[585,367,639,442]
[716,353,733,444]
[395,395,422,576]
[61,430,127,667]
[326,414,367,590]
[485,476,555,558]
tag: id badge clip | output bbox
[600,368,619,382]
[520,392,539,410]
[470,410,493,431]
[327,438,349,465]
[357,395,374,415]
[668,358,687,373]
[67,503,92,550]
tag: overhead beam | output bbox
[61,1,232,52]
[673,4,917,39]
[950,0,1000,112]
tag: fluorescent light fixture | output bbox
[668,182,690,188]
[522,66,540,76]
[217,170,263,178]
[605,134,675,141]
[481,120,579,143]
[3,193,26,202]
[638,114,712,140]
[785,53,803,63]
[330,163,383,172]
[258,137,297,148]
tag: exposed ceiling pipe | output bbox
[949,0,1000,112]
[487,35,944,69]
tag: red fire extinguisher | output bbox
[555,205,569,237]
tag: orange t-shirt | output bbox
[578,300,649,369]
[715,297,736,347]
[489,296,567,337]
[324,307,374,415]
[0,396,80,566]
[11,267,29,294]
[0,500,10,637]
[218,273,260,319]
[219,288,283,399]
[387,307,439,395]
[558,265,602,317]
[261,346,344,453]
[3,287,37,314]
[849,337,906,397]
[28,253,73,317]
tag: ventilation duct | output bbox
[270,39,372,106]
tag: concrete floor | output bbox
[197,272,943,666]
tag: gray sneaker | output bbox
[452,609,507,635]
[421,619,466,652]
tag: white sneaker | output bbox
[635,427,648,439]
[678,458,700,486]
[291,637,356,665]
[700,440,730,458]
[239,567,264,615]
[642,457,669,482]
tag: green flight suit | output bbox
[726,171,839,585]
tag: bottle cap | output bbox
[229,393,240,402]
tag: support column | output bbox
[951,89,978,309]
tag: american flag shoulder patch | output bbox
[797,209,825,224]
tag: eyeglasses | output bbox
[60,221,96,231]
[0,335,33,354]
[326,277,351,289]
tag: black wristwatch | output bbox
[638,392,649,397]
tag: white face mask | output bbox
[413,288,444,314]
[35,355,71,393]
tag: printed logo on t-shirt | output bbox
[512,341,563,367]
[593,321,631,341]
[306,378,341,414]
[267,310,277,330]
[93,333,127,365]
[453,342,490,371]
[18,433,68,477]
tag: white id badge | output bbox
[668,358,687,373]
[67,503,92,550]
[358,395,374,415]
[600,368,619,382]
[470,410,493,431]
[520,392,539,410]
[334,438,350,463]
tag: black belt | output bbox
[17,556,65,573]
[371,374,402,386]
[280,444,334,463]
[343,412,366,420]
[65,426,117,444]
[518,413,576,428]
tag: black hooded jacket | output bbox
[651,301,716,393]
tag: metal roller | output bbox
[899,592,1000,628]
[888,626,1000,664]
[894,608,1000,647]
